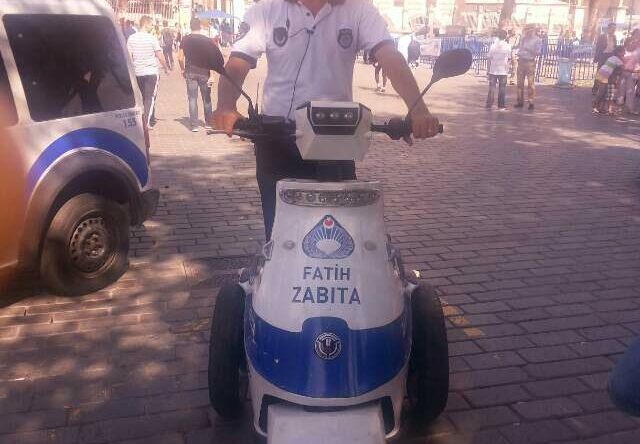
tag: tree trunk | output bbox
[499,0,516,28]
[452,0,467,27]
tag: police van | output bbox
[0,0,158,295]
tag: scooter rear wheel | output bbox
[407,283,449,425]
[208,283,245,419]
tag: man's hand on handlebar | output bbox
[409,106,440,142]
[212,109,243,137]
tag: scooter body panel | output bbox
[244,179,410,439]
[251,180,405,332]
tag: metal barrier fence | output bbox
[535,42,597,82]
[104,0,178,24]
[421,36,597,83]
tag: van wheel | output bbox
[209,284,245,419]
[407,283,449,425]
[40,194,129,296]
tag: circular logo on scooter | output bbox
[314,332,342,360]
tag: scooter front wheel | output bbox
[208,283,246,419]
[407,283,449,425]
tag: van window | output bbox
[4,14,135,122]
[0,54,18,126]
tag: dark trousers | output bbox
[255,139,356,240]
[136,75,158,126]
[486,74,507,108]
[186,73,213,127]
[163,46,174,70]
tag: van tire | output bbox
[407,283,449,426]
[40,193,129,296]
[208,284,246,419]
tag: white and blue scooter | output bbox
[205,48,473,443]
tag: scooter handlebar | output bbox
[227,117,443,141]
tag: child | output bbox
[593,46,625,114]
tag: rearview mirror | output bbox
[432,48,473,82]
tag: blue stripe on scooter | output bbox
[26,128,148,194]
[245,298,411,398]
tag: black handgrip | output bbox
[233,118,255,131]
[371,118,443,140]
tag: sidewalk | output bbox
[1,60,640,443]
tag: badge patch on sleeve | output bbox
[235,22,250,43]
[338,28,353,49]
[273,27,288,47]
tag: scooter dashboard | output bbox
[295,101,373,162]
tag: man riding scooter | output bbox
[212,0,440,239]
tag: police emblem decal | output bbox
[302,215,355,259]
[314,332,342,360]
[337,28,353,49]
[273,27,288,47]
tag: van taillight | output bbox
[143,120,151,163]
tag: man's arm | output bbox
[155,50,168,72]
[212,56,252,135]
[373,43,440,139]
[178,48,186,73]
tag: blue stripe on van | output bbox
[26,128,148,193]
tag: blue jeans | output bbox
[186,73,212,127]
[609,337,640,416]
[487,74,507,108]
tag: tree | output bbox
[499,0,516,28]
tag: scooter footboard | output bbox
[268,403,386,444]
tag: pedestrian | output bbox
[507,29,519,85]
[486,29,511,111]
[618,40,640,114]
[372,55,388,92]
[161,21,175,71]
[407,36,421,68]
[514,26,541,110]
[593,23,617,94]
[127,16,168,129]
[123,20,136,41]
[174,23,182,51]
[178,17,217,132]
[593,46,625,115]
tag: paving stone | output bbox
[450,367,529,391]
[464,384,531,407]
[463,351,526,370]
[512,397,583,420]
[517,345,579,363]
[524,357,613,379]
[523,377,590,399]
[475,336,536,352]
[448,406,520,430]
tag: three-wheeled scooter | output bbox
[206,47,473,443]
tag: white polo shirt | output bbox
[127,31,161,77]
[232,0,392,119]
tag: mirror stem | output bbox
[406,80,434,120]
